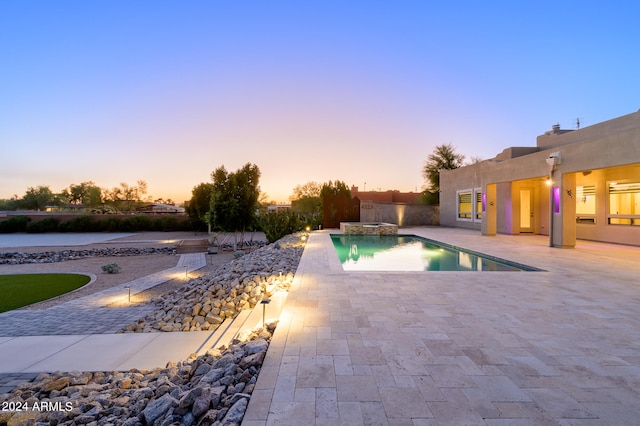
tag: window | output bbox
[457,188,484,222]
[474,189,483,221]
[457,190,472,220]
[608,181,640,226]
[576,185,596,224]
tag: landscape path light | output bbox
[125,286,131,303]
[261,298,271,328]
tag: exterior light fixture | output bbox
[261,298,271,328]
[125,286,131,303]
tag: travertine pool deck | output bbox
[243,227,640,425]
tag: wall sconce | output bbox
[546,152,561,174]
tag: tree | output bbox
[0,195,19,211]
[61,181,102,207]
[422,143,465,204]
[209,163,261,247]
[319,180,354,228]
[319,180,350,199]
[104,180,150,212]
[186,182,214,231]
[19,186,61,211]
[289,181,321,201]
[283,181,321,229]
[153,198,175,205]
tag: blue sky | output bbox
[1,1,639,203]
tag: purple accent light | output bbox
[482,193,486,211]
[553,187,561,214]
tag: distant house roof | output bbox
[267,204,292,211]
[136,203,185,213]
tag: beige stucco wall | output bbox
[440,110,640,246]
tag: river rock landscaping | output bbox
[0,328,274,426]
[0,233,306,425]
[120,235,303,333]
[0,247,176,265]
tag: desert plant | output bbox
[101,263,121,274]
[99,217,122,232]
[119,215,153,232]
[59,215,98,232]
[259,210,303,243]
[25,217,60,233]
[0,216,30,233]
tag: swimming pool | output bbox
[331,234,541,272]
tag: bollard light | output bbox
[261,298,271,328]
[125,286,131,303]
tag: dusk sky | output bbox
[2,1,639,204]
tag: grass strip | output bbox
[0,273,91,313]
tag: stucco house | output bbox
[440,110,640,247]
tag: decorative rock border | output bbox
[0,327,275,426]
[120,236,303,333]
[0,247,177,265]
[0,233,306,425]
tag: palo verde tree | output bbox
[422,143,465,205]
[209,163,261,247]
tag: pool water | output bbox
[331,234,540,272]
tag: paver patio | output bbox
[243,227,640,425]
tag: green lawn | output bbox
[0,273,91,313]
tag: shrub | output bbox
[299,211,322,231]
[259,210,303,243]
[154,216,181,232]
[101,263,121,274]
[99,217,122,232]
[26,217,59,233]
[119,215,153,232]
[0,216,30,233]
[60,215,99,232]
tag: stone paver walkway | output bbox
[243,228,640,426]
[0,253,205,336]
